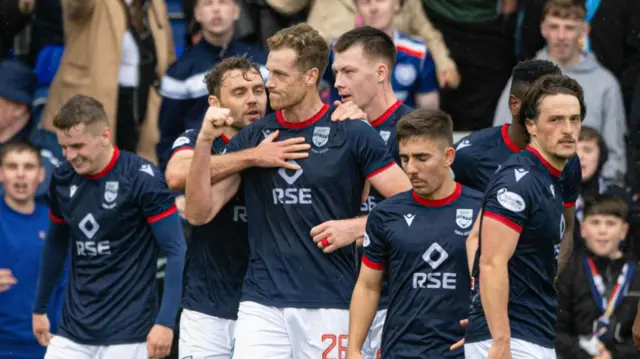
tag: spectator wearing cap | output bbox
[0,58,61,203]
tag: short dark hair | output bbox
[510,59,561,99]
[543,0,586,21]
[0,140,42,166]
[396,108,453,147]
[519,74,586,142]
[333,26,397,70]
[266,23,330,84]
[204,56,263,98]
[53,95,108,131]
[584,194,629,221]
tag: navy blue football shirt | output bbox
[170,130,249,320]
[452,124,581,208]
[465,147,566,349]
[225,104,394,309]
[48,148,178,344]
[364,184,482,358]
[360,100,413,215]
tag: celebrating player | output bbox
[347,108,482,359]
[184,23,411,358]
[165,56,266,359]
[33,95,186,359]
[452,59,581,275]
[331,25,414,358]
[464,74,585,359]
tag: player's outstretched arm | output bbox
[556,206,575,277]
[33,217,70,347]
[478,216,519,355]
[347,265,384,359]
[368,163,412,198]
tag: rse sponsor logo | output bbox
[273,160,313,204]
[413,243,457,289]
[496,188,526,212]
[413,272,457,290]
[76,241,111,256]
[233,206,248,222]
[360,195,377,212]
[272,188,312,204]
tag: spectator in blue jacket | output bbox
[0,141,67,359]
[157,0,267,170]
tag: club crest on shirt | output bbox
[312,126,330,147]
[102,181,119,209]
[455,209,473,229]
[379,130,391,145]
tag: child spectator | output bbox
[0,141,67,359]
[557,194,640,359]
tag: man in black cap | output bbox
[0,58,61,202]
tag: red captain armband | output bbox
[564,201,576,208]
[365,162,394,179]
[146,205,178,224]
[483,211,523,233]
[362,255,385,270]
[49,210,65,224]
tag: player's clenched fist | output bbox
[198,106,234,141]
[32,314,53,347]
[146,324,173,359]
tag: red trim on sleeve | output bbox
[564,201,576,208]
[484,211,523,233]
[362,255,385,270]
[169,146,194,159]
[220,134,231,144]
[365,161,394,179]
[147,205,178,224]
[49,210,65,224]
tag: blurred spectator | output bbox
[576,127,629,222]
[267,0,460,89]
[0,59,59,203]
[0,141,67,359]
[323,1,438,109]
[40,0,176,164]
[421,0,516,130]
[556,194,639,359]
[516,0,640,114]
[0,0,35,59]
[156,0,266,170]
[494,0,627,184]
